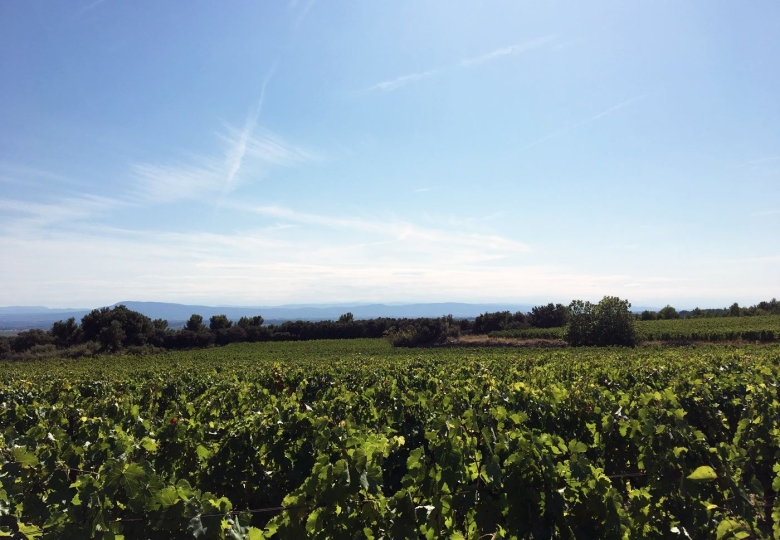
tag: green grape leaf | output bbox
[157,486,179,508]
[18,523,44,538]
[11,447,38,469]
[687,466,717,482]
[247,527,265,540]
[196,445,211,461]
[716,519,747,540]
[140,437,158,452]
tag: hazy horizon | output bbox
[1,2,778,308]
[0,297,765,313]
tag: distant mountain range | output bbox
[0,301,662,330]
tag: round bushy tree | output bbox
[564,296,639,347]
[564,300,596,347]
[185,314,205,332]
[529,303,569,328]
[657,305,680,320]
[639,310,657,321]
[80,305,154,349]
[209,314,232,331]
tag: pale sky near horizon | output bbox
[1,1,778,309]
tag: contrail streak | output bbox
[223,65,276,194]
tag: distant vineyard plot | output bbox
[637,314,780,342]
[489,314,780,343]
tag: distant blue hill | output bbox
[0,309,91,329]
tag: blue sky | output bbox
[1,1,778,309]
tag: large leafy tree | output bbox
[472,311,513,334]
[529,303,569,328]
[80,305,154,348]
[565,296,638,347]
[185,314,205,332]
[51,317,81,348]
[99,320,125,352]
[209,314,232,331]
[640,310,658,321]
[237,315,264,328]
[657,305,680,320]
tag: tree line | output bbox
[0,302,571,359]
[0,305,459,360]
[1,298,777,359]
[638,299,780,320]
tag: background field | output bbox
[489,314,780,343]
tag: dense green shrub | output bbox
[472,311,522,334]
[10,329,53,352]
[385,317,459,347]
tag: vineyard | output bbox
[637,316,780,343]
[489,315,780,343]
[2,339,780,538]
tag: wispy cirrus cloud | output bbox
[2,198,773,307]
[221,127,314,168]
[232,203,531,263]
[734,156,780,173]
[432,211,505,229]
[291,0,317,28]
[729,255,780,264]
[0,194,123,230]
[129,128,314,204]
[750,209,779,217]
[459,35,557,67]
[552,39,577,52]
[519,94,647,152]
[735,156,779,167]
[366,69,443,92]
[127,68,316,205]
[0,200,534,306]
[129,159,224,204]
[0,161,85,188]
[78,0,109,14]
[1,220,728,308]
[365,35,557,92]
[0,175,30,186]
[582,94,646,124]
[223,66,276,197]
[0,162,69,181]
